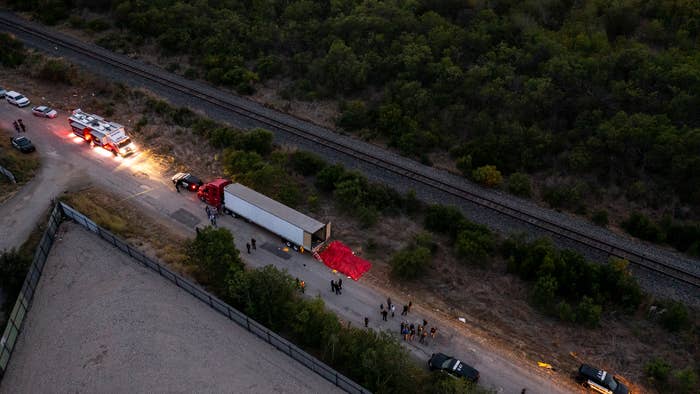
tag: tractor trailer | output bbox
[198,180,330,251]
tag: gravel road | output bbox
[0,222,342,394]
[0,97,576,392]
[1,12,696,307]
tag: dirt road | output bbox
[0,103,577,393]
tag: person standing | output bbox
[246,243,251,254]
[335,281,341,295]
[381,309,388,321]
[331,280,336,293]
[390,304,396,318]
[420,330,428,344]
[430,327,437,339]
[408,301,413,312]
[13,121,19,134]
[364,317,369,328]
[337,278,342,290]
[401,305,408,316]
[387,297,392,310]
[300,280,305,293]
[18,119,25,132]
[251,238,256,250]
[175,181,181,193]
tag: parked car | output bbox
[10,136,35,153]
[172,172,203,192]
[577,364,629,394]
[428,353,480,382]
[31,105,58,118]
[5,91,30,107]
[0,87,6,98]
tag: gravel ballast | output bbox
[0,222,342,393]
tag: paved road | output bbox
[0,104,576,393]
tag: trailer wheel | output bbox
[222,207,232,215]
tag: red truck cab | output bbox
[197,178,232,208]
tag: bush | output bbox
[0,33,26,67]
[315,164,346,192]
[209,127,240,148]
[472,165,503,187]
[185,227,243,291]
[455,155,472,176]
[591,210,609,226]
[575,296,602,328]
[223,149,264,175]
[424,205,467,237]
[532,275,558,310]
[556,301,576,322]
[0,249,32,302]
[289,151,327,176]
[507,172,532,197]
[86,18,111,32]
[660,301,690,332]
[671,368,699,394]
[337,100,371,131]
[622,212,665,243]
[390,245,431,280]
[235,128,274,155]
[454,229,494,265]
[645,358,671,386]
[38,58,74,84]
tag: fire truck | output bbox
[68,109,136,157]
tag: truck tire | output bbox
[222,207,232,215]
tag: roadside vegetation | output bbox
[1,30,695,392]
[0,208,50,338]
[7,0,700,256]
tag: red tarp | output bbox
[317,241,372,280]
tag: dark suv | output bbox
[578,364,629,394]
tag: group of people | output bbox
[245,238,256,253]
[400,320,437,344]
[12,119,26,134]
[330,278,342,295]
[204,206,218,227]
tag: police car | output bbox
[172,172,203,192]
[428,353,479,382]
[577,364,629,394]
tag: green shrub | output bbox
[390,245,431,280]
[645,358,671,386]
[315,164,346,192]
[622,212,666,243]
[235,128,274,156]
[532,275,558,310]
[507,172,532,197]
[185,227,243,291]
[575,296,602,328]
[424,205,466,237]
[454,229,494,265]
[592,210,609,226]
[209,127,240,148]
[660,301,690,332]
[556,301,576,322]
[289,151,327,176]
[456,155,472,176]
[86,18,111,32]
[223,149,264,175]
[38,58,74,84]
[0,33,25,67]
[357,205,379,228]
[0,249,32,302]
[671,368,699,394]
[472,165,503,187]
[338,100,371,131]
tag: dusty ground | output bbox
[4,56,697,394]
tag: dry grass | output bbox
[59,187,191,276]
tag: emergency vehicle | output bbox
[68,109,136,157]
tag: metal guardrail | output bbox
[0,203,62,379]
[0,202,368,393]
[0,166,16,184]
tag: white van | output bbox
[6,91,30,107]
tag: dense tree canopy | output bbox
[11,0,700,243]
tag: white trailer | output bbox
[222,183,330,250]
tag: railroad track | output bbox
[2,15,698,289]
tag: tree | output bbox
[235,128,274,156]
[185,227,243,291]
[645,358,671,387]
[289,151,327,176]
[314,39,367,93]
[472,165,503,187]
[226,265,297,331]
[454,230,494,265]
[507,172,532,197]
[575,296,602,328]
[531,275,558,310]
[390,246,431,280]
[223,149,264,176]
[0,33,26,67]
[660,301,690,332]
[315,164,345,192]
